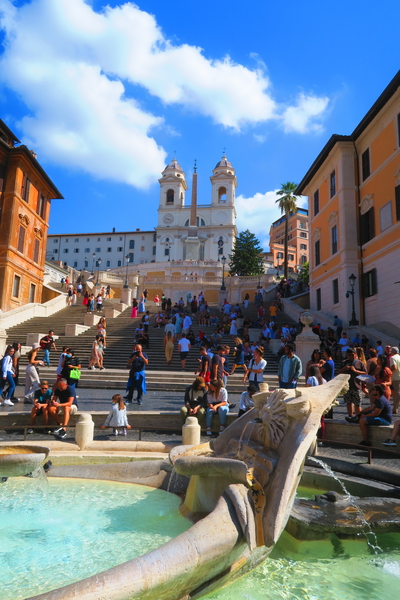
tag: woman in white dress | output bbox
[229,318,238,338]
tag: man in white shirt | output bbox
[178,334,191,371]
[390,347,400,414]
[182,314,192,334]
[164,319,176,338]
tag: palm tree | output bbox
[275,182,299,280]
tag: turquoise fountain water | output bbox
[0,477,190,600]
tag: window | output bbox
[97,238,100,241]
[141,246,145,251]
[53,239,58,243]
[65,238,69,242]
[63,248,69,253]
[74,238,79,242]
[166,189,174,204]
[21,175,30,202]
[332,279,339,304]
[316,288,321,310]
[33,239,40,263]
[117,260,122,267]
[277,252,284,259]
[331,225,338,254]
[37,194,47,219]
[362,268,377,298]
[184,217,206,226]
[287,234,292,241]
[106,237,111,241]
[361,149,370,181]
[152,246,156,255]
[153,233,157,242]
[117,247,123,252]
[29,283,36,303]
[299,222,307,229]
[141,236,145,240]
[164,248,170,256]
[313,190,319,216]
[53,249,58,254]
[315,240,321,266]
[129,240,135,249]
[330,170,336,198]
[86,238,90,242]
[300,244,307,250]
[84,260,88,268]
[288,254,294,261]
[85,248,90,253]
[300,254,307,264]
[360,207,375,245]
[74,248,79,253]
[17,225,25,254]
[300,232,307,238]
[218,186,227,203]
[95,247,101,252]
[106,260,111,268]
[380,202,392,232]
[119,237,123,241]
[128,253,134,263]
[396,185,400,221]
[13,275,21,298]
[107,247,112,252]
[73,261,78,268]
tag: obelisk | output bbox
[184,160,201,261]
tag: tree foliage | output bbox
[275,182,300,280]
[298,261,309,285]
[229,230,263,276]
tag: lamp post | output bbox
[257,258,263,289]
[124,254,130,288]
[347,273,359,326]
[91,252,96,276]
[220,256,226,291]
[95,257,102,286]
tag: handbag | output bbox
[69,368,81,380]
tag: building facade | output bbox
[296,72,400,329]
[269,208,309,273]
[0,120,62,312]
[46,155,238,271]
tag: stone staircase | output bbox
[6,298,298,392]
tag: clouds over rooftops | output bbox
[0,0,330,188]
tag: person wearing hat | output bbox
[390,347,400,414]
[24,343,44,403]
[180,377,208,424]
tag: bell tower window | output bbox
[166,189,174,204]
[218,187,227,203]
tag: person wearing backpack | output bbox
[40,330,57,366]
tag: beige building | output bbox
[269,208,309,274]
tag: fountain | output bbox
[23,375,353,600]
[0,445,50,478]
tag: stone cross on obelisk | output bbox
[184,160,201,261]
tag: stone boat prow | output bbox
[27,375,349,600]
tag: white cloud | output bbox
[282,93,329,134]
[0,0,330,188]
[236,190,308,250]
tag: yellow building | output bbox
[296,72,400,330]
[269,208,309,274]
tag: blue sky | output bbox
[0,0,399,250]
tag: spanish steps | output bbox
[6,295,299,393]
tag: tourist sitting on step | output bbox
[346,384,392,446]
[206,379,229,435]
[48,378,78,439]
[181,377,208,425]
[27,380,52,434]
[382,418,400,447]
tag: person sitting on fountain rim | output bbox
[345,384,392,446]
[206,379,229,435]
[180,377,208,425]
[238,384,258,417]
[48,378,78,439]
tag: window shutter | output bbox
[371,268,377,296]
[395,185,400,221]
[33,239,40,263]
[18,225,25,253]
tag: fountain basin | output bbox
[0,445,50,478]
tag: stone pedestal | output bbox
[218,289,228,306]
[295,327,321,377]
[182,416,201,446]
[84,314,101,327]
[120,287,132,306]
[75,413,94,450]
[104,308,119,319]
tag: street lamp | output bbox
[257,257,263,289]
[221,255,226,291]
[95,257,102,285]
[124,254,130,288]
[346,273,359,326]
[91,252,97,276]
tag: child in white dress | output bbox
[101,394,131,436]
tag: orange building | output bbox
[0,120,63,312]
[296,72,400,329]
[269,207,309,274]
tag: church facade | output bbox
[46,155,238,270]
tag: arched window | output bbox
[84,260,88,268]
[300,255,307,265]
[106,260,111,268]
[73,261,78,268]
[184,217,206,227]
[218,186,227,203]
[117,260,122,267]
[166,189,174,204]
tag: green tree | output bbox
[298,261,309,285]
[275,182,300,280]
[229,230,263,276]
